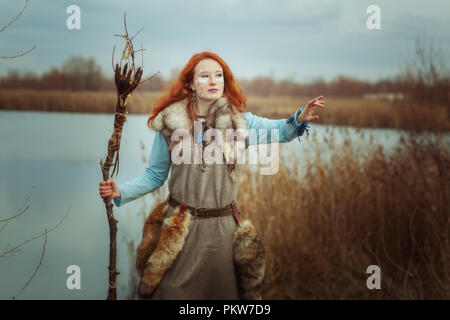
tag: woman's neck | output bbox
[194,98,215,116]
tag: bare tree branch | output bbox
[0,205,71,258]
[1,188,71,299]
[0,0,36,59]
[0,186,34,226]
[0,45,36,59]
[12,229,48,300]
[0,206,29,233]
[0,0,30,33]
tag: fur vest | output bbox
[135,96,265,300]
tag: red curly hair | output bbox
[147,51,247,131]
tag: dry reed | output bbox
[237,129,450,299]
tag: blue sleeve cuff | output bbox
[113,196,121,207]
[112,184,125,207]
[285,107,310,143]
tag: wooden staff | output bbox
[100,15,143,300]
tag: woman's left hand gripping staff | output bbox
[297,95,326,122]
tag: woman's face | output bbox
[190,58,224,102]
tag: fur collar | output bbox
[150,96,247,134]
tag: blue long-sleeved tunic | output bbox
[113,107,309,207]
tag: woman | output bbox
[99,51,325,300]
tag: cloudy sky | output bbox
[1,0,449,82]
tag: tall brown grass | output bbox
[0,89,161,114]
[245,95,450,131]
[1,89,449,131]
[237,129,450,299]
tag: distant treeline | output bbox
[1,48,449,107]
[0,56,399,96]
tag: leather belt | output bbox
[167,194,242,224]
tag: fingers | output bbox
[99,185,111,196]
[99,179,114,189]
[312,95,323,102]
[306,96,326,109]
[308,95,323,104]
[99,180,112,198]
[314,100,325,108]
[99,191,111,199]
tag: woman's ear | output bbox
[190,80,195,92]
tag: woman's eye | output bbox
[216,74,223,78]
[201,75,209,78]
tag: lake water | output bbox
[0,110,447,299]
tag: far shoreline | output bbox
[0,89,449,132]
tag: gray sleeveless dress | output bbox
[150,117,244,300]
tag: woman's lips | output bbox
[208,89,218,92]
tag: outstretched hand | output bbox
[297,95,326,122]
[114,62,143,100]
